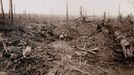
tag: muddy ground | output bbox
[0,17,134,75]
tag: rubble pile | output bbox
[0,23,59,75]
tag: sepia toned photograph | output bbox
[0,0,134,75]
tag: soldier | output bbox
[96,20,105,33]
[59,32,67,40]
[116,33,133,58]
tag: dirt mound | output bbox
[50,41,73,51]
[0,23,59,75]
[54,24,80,39]
[0,18,134,75]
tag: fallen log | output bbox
[76,45,99,55]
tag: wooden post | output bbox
[0,0,5,19]
[9,0,13,21]
[130,13,134,36]
[11,0,13,21]
[108,11,110,18]
[92,10,95,21]
[118,4,122,23]
[28,12,31,21]
[24,10,26,20]
[80,6,83,21]
[132,22,134,36]
[103,11,106,22]
[50,10,53,24]
[66,2,69,25]
[14,4,15,16]
[13,4,15,22]
[84,8,87,18]
[79,6,86,22]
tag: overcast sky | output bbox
[2,0,134,16]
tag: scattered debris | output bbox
[76,45,99,55]
[0,72,7,75]
[0,15,134,75]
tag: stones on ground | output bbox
[10,53,18,61]
[59,32,67,40]
[23,46,32,58]
[59,34,64,40]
